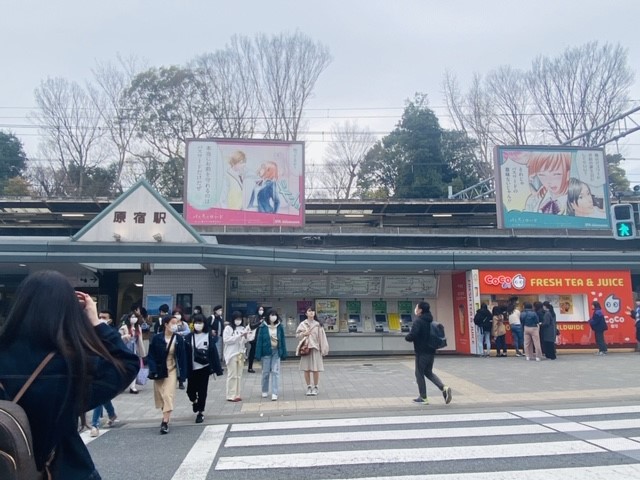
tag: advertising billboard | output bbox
[494,145,611,229]
[184,139,304,226]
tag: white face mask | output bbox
[169,324,178,333]
[258,309,264,314]
[234,319,243,326]
[175,314,182,321]
[269,315,277,323]
[130,317,138,325]
[194,323,204,332]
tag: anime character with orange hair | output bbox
[248,161,280,213]
[524,152,571,215]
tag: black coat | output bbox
[184,332,224,376]
[0,323,138,479]
[405,313,435,354]
[147,333,188,382]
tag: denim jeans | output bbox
[482,331,491,352]
[261,350,281,395]
[510,324,523,351]
[91,401,115,428]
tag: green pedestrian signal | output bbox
[611,204,637,240]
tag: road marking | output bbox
[587,437,640,452]
[230,411,517,432]
[584,418,640,430]
[546,405,640,417]
[314,463,640,480]
[215,440,602,470]
[225,424,551,447]
[171,425,227,480]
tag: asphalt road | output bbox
[86,400,640,480]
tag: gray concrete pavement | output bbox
[102,349,640,430]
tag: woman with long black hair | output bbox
[0,270,138,479]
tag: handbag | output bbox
[296,337,310,356]
[136,358,149,385]
[192,335,209,364]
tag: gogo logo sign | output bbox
[483,273,526,290]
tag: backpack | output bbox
[427,321,447,350]
[0,352,55,480]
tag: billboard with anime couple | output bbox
[494,146,611,229]
[184,139,305,226]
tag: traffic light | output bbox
[611,203,637,240]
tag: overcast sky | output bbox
[2,0,639,185]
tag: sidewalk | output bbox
[106,350,640,428]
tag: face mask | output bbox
[269,315,277,323]
[130,317,138,325]
[216,310,222,316]
[194,323,204,332]
[175,314,182,320]
[234,319,243,326]
[169,324,178,333]
[258,309,264,314]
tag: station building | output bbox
[0,179,638,355]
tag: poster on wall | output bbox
[184,138,304,226]
[297,300,314,324]
[494,146,610,229]
[146,294,173,316]
[315,299,339,332]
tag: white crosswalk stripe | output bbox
[162,405,640,479]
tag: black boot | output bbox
[160,421,169,434]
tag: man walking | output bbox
[405,301,452,405]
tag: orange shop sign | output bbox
[479,270,630,295]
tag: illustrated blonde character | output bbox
[248,161,280,213]
[220,150,246,210]
[566,178,606,218]
[524,152,571,215]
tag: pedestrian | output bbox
[209,305,225,364]
[473,303,493,357]
[89,310,120,437]
[492,306,507,357]
[296,307,329,396]
[223,311,250,402]
[147,314,188,434]
[541,301,557,359]
[153,303,170,334]
[533,301,546,356]
[626,299,640,352]
[0,270,138,479]
[506,300,524,357]
[521,302,542,361]
[184,314,223,423]
[247,306,266,373]
[404,301,452,405]
[255,309,288,401]
[589,301,608,355]
[119,308,147,394]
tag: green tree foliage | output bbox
[0,132,28,193]
[606,153,630,194]
[357,94,476,199]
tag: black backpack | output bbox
[427,321,447,350]
[0,352,55,480]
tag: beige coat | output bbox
[296,319,329,356]
[118,325,147,357]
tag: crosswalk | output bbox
[87,405,640,479]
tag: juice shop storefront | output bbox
[453,270,635,353]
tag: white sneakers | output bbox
[306,385,313,396]
[90,427,99,438]
[271,394,278,401]
[261,392,268,398]
[311,386,318,396]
